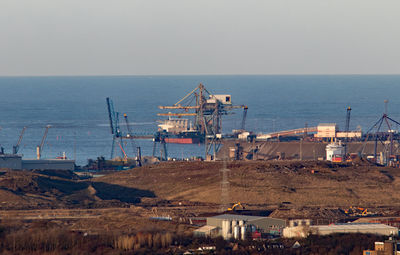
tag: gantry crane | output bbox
[13,126,27,154]
[158,83,246,159]
[158,83,246,136]
[361,101,400,165]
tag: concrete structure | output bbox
[284,223,399,238]
[336,131,362,138]
[22,159,75,170]
[315,123,338,138]
[0,154,22,169]
[326,141,345,162]
[193,225,219,238]
[206,214,286,239]
[312,223,398,236]
[283,219,313,238]
[283,226,310,238]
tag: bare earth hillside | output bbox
[96,160,400,218]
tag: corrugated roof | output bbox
[315,223,397,231]
[194,225,218,232]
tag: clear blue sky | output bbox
[1,0,399,76]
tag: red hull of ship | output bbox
[165,138,201,144]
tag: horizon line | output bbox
[1,73,400,78]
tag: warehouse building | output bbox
[284,223,398,238]
[312,223,398,236]
[194,214,286,240]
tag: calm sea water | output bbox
[0,75,399,165]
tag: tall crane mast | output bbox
[13,126,27,154]
[345,107,351,142]
[106,97,126,159]
[123,113,137,157]
[36,125,51,159]
[241,106,248,131]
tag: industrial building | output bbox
[315,123,338,138]
[194,214,286,240]
[312,223,398,236]
[283,223,398,238]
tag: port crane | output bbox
[123,113,135,151]
[343,107,351,157]
[158,83,246,136]
[241,106,248,131]
[124,113,142,165]
[106,97,127,160]
[158,83,246,159]
[106,98,165,162]
[361,101,400,165]
[345,107,351,142]
[36,125,51,159]
[13,126,27,154]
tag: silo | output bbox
[241,225,246,240]
[233,225,240,239]
[221,220,227,239]
[231,220,238,230]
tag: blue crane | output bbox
[106,97,127,159]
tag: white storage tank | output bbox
[241,225,246,240]
[326,141,345,162]
[233,225,240,239]
[222,220,233,240]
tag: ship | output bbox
[156,118,204,144]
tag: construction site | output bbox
[1,84,400,253]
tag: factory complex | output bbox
[194,214,399,241]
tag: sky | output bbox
[0,0,399,76]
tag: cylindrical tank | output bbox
[241,225,246,240]
[231,220,238,233]
[227,220,232,234]
[233,225,240,239]
[239,220,244,226]
[222,220,227,239]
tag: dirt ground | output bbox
[1,159,400,233]
[96,159,400,217]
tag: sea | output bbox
[0,75,399,166]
